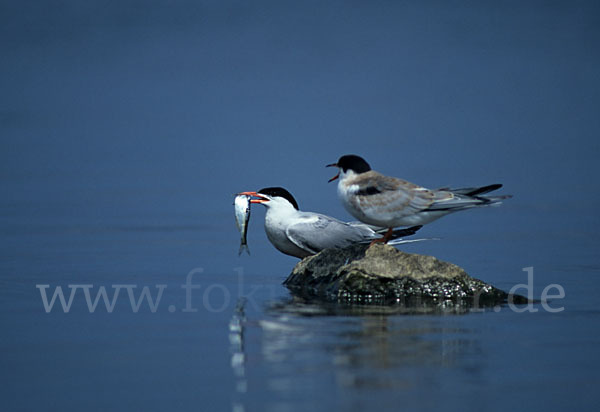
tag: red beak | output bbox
[238,191,269,204]
[326,162,339,182]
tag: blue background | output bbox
[1,1,599,411]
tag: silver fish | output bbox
[234,194,251,255]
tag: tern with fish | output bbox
[238,187,424,259]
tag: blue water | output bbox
[2,1,599,411]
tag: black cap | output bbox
[257,187,299,210]
[337,155,371,174]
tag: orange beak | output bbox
[238,191,269,204]
[326,162,339,182]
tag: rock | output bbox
[283,243,527,311]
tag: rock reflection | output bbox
[261,297,482,391]
[229,296,483,410]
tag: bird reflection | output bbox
[228,296,483,411]
[229,298,247,412]
[261,297,482,391]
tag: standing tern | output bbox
[326,154,510,242]
[239,187,423,258]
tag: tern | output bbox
[327,154,510,242]
[239,187,423,258]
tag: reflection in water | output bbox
[229,298,247,412]
[264,299,480,390]
[230,297,483,410]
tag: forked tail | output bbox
[429,184,511,211]
[238,243,250,256]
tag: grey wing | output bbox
[352,172,438,217]
[425,193,481,211]
[285,214,370,253]
[442,184,503,196]
[426,186,509,211]
[353,173,508,215]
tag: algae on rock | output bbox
[284,243,526,309]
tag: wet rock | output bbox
[284,243,527,310]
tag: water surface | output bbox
[1,1,599,411]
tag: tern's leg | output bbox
[369,228,394,246]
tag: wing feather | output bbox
[285,214,367,252]
[348,172,436,217]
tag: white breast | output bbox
[264,209,311,258]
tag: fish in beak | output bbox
[238,191,270,204]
